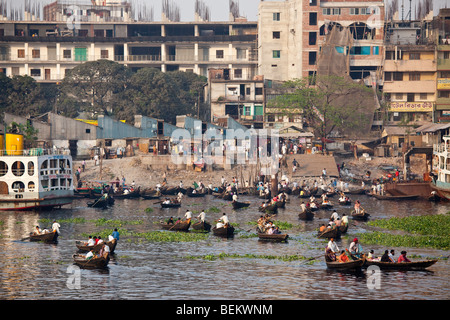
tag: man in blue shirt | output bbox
[112,228,120,241]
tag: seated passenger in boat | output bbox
[163,198,171,204]
[87,236,95,246]
[319,224,326,233]
[367,250,380,261]
[334,218,342,227]
[267,226,274,235]
[337,250,349,263]
[380,250,392,262]
[166,217,174,225]
[273,226,281,234]
[33,226,42,235]
[85,249,95,260]
[325,248,336,262]
[398,251,411,263]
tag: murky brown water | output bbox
[0,193,448,300]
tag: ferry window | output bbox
[0,161,7,177]
[41,160,48,169]
[60,178,66,189]
[12,161,25,176]
[50,159,57,168]
[28,181,35,191]
[41,179,49,190]
[12,181,25,192]
[51,179,58,188]
[28,161,35,176]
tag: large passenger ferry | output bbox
[0,133,74,211]
[431,135,450,201]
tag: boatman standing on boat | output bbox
[184,210,192,223]
[217,213,230,227]
[52,220,61,235]
[349,238,362,258]
[197,210,206,223]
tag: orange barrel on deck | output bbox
[5,133,24,155]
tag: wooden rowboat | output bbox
[371,194,419,200]
[351,210,370,221]
[318,226,341,239]
[160,220,191,231]
[192,220,211,232]
[76,238,117,254]
[298,209,314,221]
[212,225,235,237]
[160,202,181,208]
[232,201,251,209]
[339,223,349,234]
[325,256,365,270]
[29,231,59,243]
[364,259,438,270]
[258,203,278,214]
[257,233,289,242]
[73,253,110,269]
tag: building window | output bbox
[309,0,317,6]
[444,52,450,59]
[101,49,109,59]
[63,50,71,59]
[438,91,449,98]
[309,32,317,45]
[30,69,41,77]
[332,8,341,15]
[309,12,317,25]
[407,93,415,102]
[419,93,427,100]
[32,49,40,59]
[409,52,420,60]
[255,87,263,95]
[393,72,403,81]
[216,50,224,59]
[85,129,91,134]
[373,46,379,55]
[309,51,317,65]
[273,50,281,58]
[395,93,403,100]
[350,8,360,15]
[273,12,280,21]
[234,69,242,79]
[409,73,420,81]
[17,49,25,58]
[323,8,331,15]
[273,31,281,39]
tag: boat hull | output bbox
[0,196,73,211]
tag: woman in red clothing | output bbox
[398,251,411,263]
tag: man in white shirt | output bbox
[52,220,61,235]
[197,210,206,222]
[331,210,339,221]
[327,238,339,253]
[87,236,95,246]
[85,250,94,260]
[341,214,348,226]
[217,213,229,227]
[184,210,192,222]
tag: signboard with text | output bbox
[389,101,434,112]
[437,78,450,90]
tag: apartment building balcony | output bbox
[384,59,437,72]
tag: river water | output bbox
[0,192,449,301]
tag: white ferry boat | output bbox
[431,135,450,201]
[0,146,74,211]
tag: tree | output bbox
[270,75,374,146]
[62,60,131,116]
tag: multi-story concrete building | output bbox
[208,68,265,128]
[434,9,450,123]
[258,0,384,83]
[383,19,436,124]
[0,1,258,82]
